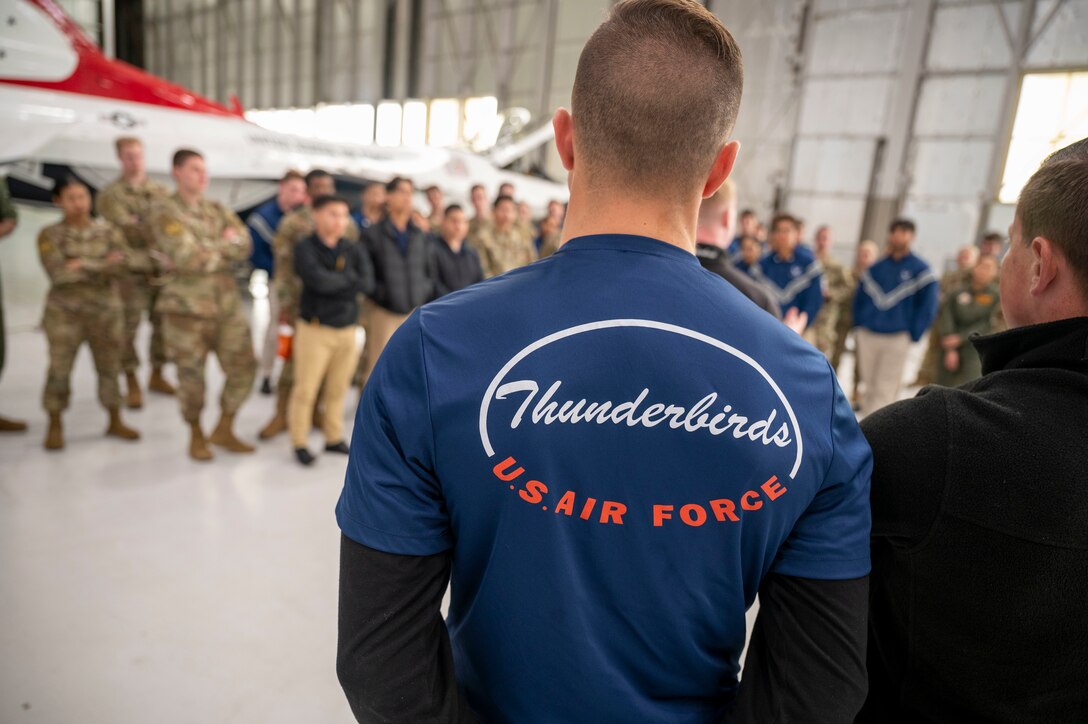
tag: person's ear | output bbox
[720,208,734,232]
[703,141,740,199]
[1029,236,1059,297]
[553,108,575,172]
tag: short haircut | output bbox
[771,213,799,231]
[52,175,87,198]
[739,234,761,248]
[311,194,348,211]
[386,176,411,193]
[471,184,485,194]
[493,194,516,209]
[425,185,440,194]
[1044,136,1088,165]
[305,169,332,187]
[1017,157,1088,295]
[362,180,383,193]
[444,204,464,216]
[115,136,142,154]
[172,148,203,168]
[280,170,305,184]
[980,231,1004,245]
[890,218,916,234]
[572,0,743,198]
[739,208,756,218]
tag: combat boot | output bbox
[125,371,143,409]
[148,366,176,395]
[258,390,288,440]
[44,412,64,451]
[0,415,27,433]
[189,421,214,461]
[209,412,256,453]
[106,407,140,441]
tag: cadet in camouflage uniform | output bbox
[258,170,359,440]
[469,195,536,278]
[95,136,174,408]
[809,227,855,361]
[38,177,140,450]
[914,245,977,387]
[936,254,1001,387]
[0,176,26,433]
[149,149,256,461]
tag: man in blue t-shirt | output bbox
[335,2,872,722]
[749,213,823,329]
[852,218,939,416]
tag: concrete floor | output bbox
[0,204,919,723]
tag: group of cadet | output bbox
[10,136,567,462]
[694,182,1008,417]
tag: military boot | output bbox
[44,412,64,451]
[209,412,256,453]
[148,366,176,395]
[258,390,288,440]
[106,407,140,441]
[125,371,143,409]
[189,421,214,461]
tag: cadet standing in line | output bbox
[852,219,939,416]
[38,177,139,450]
[259,169,359,440]
[913,244,978,386]
[469,194,536,278]
[810,225,855,360]
[0,175,26,433]
[750,213,823,330]
[935,254,1001,387]
[148,149,255,461]
[95,136,175,407]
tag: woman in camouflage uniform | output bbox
[937,254,1001,388]
[37,177,139,449]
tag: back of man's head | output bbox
[1043,136,1088,165]
[1016,157,1088,300]
[572,0,743,200]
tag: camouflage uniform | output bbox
[149,194,256,423]
[935,281,1001,388]
[538,230,563,259]
[469,222,537,278]
[915,268,972,387]
[37,219,127,412]
[271,207,360,394]
[810,255,854,360]
[95,177,171,373]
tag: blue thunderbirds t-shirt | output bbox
[336,234,872,723]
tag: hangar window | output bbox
[999,71,1088,203]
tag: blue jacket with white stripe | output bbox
[852,253,939,342]
[246,199,288,276]
[751,245,824,324]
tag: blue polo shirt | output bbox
[337,234,872,722]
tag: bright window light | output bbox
[375,102,403,147]
[428,98,461,146]
[402,101,428,146]
[314,103,374,145]
[999,71,1088,203]
[464,96,500,151]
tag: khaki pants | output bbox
[359,301,410,390]
[288,322,358,448]
[855,328,911,417]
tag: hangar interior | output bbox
[1,0,1087,722]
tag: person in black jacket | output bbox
[432,204,483,297]
[860,139,1088,723]
[357,176,436,389]
[288,195,374,466]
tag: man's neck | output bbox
[364,205,384,222]
[389,210,411,229]
[561,182,699,254]
[695,224,724,248]
[443,236,465,253]
[65,214,92,228]
[475,209,490,220]
[177,188,202,206]
[889,247,910,261]
[775,247,796,262]
[316,231,339,248]
[123,172,146,186]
